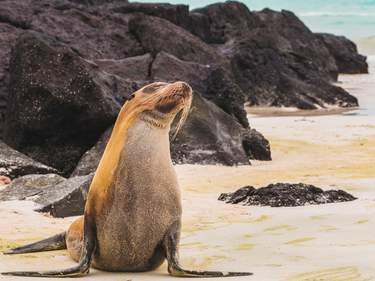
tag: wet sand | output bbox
[0,59,374,280]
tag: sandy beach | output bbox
[0,56,374,281]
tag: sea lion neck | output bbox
[138,110,172,130]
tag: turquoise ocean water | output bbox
[138,0,375,39]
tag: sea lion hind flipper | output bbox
[1,265,89,278]
[4,232,67,255]
[163,222,253,278]
[2,216,97,278]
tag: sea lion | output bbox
[2,81,252,278]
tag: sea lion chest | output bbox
[93,120,181,271]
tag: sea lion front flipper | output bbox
[2,215,96,278]
[163,222,253,278]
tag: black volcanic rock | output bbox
[316,33,369,74]
[35,173,94,218]
[71,127,112,177]
[111,2,190,29]
[4,32,123,175]
[190,3,360,109]
[0,23,24,138]
[205,67,249,127]
[219,183,357,207]
[151,52,248,127]
[253,9,338,81]
[0,141,58,179]
[0,173,65,201]
[68,0,128,5]
[152,51,211,94]
[226,22,358,109]
[94,53,153,82]
[128,14,223,64]
[242,129,271,160]
[0,168,93,218]
[191,1,259,44]
[30,1,143,60]
[172,93,271,165]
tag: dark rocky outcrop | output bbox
[242,129,271,160]
[191,1,259,44]
[187,3,366,109]
[128,14,222,65]
[0,141,57,179]
[4,32,123,175]
[0,174,65,201]
[0,23,24,138]
[71,127,112,176]
[219,183,357,207]
[0,170,93,218]
[0,0,369,169]
[171,93,270,165]
[111,2,190,29]
[35,173,94,218]
[227,30,359,109]
[204,6,358,109]
[94,54,153,82]
[316,33,369,74]
[151,52,248,127]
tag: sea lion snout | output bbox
[153,81,192,114]
[170,81,192,97]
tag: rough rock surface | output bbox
[210,6,359,109]
[218,183,357,207]
[35,173,94,218]
[0,141,57,179]
[4,32,123,175]
[316,33,369,74]
[171,93,270,165]
[0,174,65,201]
[0,170,93,218]
[71,127,112,177]
[0,23,23,138]
[191,1,259,44]
[151,52,248,127]
[94,54,153,82]
[128,14,222,65]
[111,2,190,29]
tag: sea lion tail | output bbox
[3,232,66,255]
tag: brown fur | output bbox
[67,81,192,271]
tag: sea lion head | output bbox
[126,81,193,136]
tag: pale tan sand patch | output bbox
[355,219,370,224]
[285,266,373,281]
[285,237,316,245]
